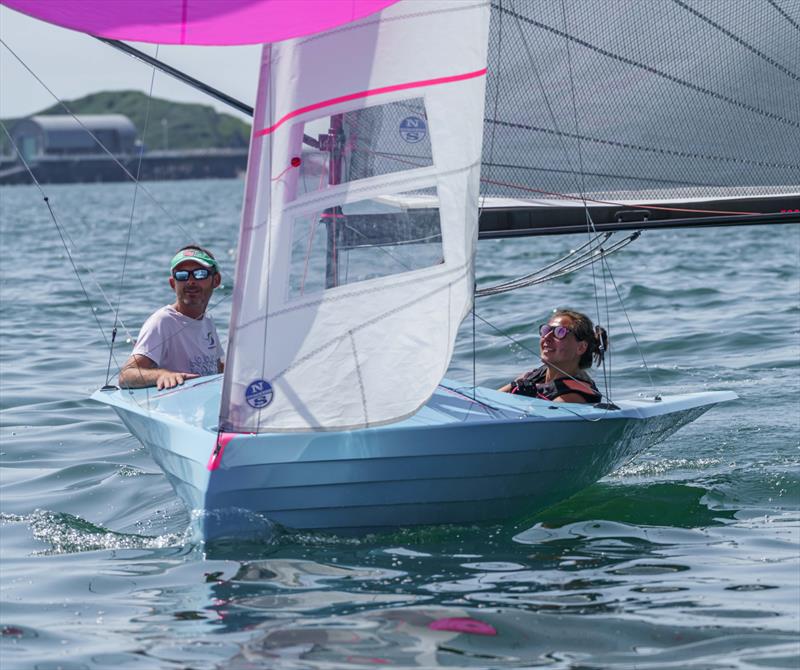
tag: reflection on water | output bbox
[228,605,796,668]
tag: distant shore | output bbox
[0,148,248,185]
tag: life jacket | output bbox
[509,365,602,403]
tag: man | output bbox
[119,245,224,390]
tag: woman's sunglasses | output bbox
[539,323,575,340]
[173,268,214,281]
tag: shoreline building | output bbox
[1,114,247,185]
[12,115,138,161]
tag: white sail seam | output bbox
[263,267,468,383]
[349,331,369,426]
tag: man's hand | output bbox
[156,371,200,390]
[119,354,199,390]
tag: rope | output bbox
[476,231,640,296]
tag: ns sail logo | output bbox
[399,116,427,143]
[245,379,274,409]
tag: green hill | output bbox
[1,90,252,155]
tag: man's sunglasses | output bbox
[173,268,215,281]
[539,323,575,340]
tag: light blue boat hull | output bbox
[92,377,735,538]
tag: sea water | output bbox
[1,179,798,669]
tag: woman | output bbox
[500,309,608,404]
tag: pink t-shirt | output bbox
[132,305,224,376]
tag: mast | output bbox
[321,114,345,288]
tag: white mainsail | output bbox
[220,0,491,432]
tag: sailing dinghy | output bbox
[9,0,798,538]
[97,376,733,536]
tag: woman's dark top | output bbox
[508,365,601,403]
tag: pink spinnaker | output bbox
[1,0,400,45]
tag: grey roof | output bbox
[29,115,137,134]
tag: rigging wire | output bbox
[106,46,161,388]
[599,244,612,402]
[0,40,229,392]
[473,0,506,396]
[501,0,662,400]
[472,292,477,399]
[0,120,138,345]
[0,123,121,363]
[509,0,608,397]
[507,2,585,198]
[558,0,608,391]
[479,0,504,214]
[0,120,233,409]
[475,232,643,296]
[0,119,137,332]
[602,254,658,394]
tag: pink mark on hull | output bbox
[255,68,488,137]
[428,617,497,636]
[207,433,236,471]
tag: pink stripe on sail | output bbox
[255,68,489,137]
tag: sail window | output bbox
[288,187,442,298]
[292,98,433,199]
